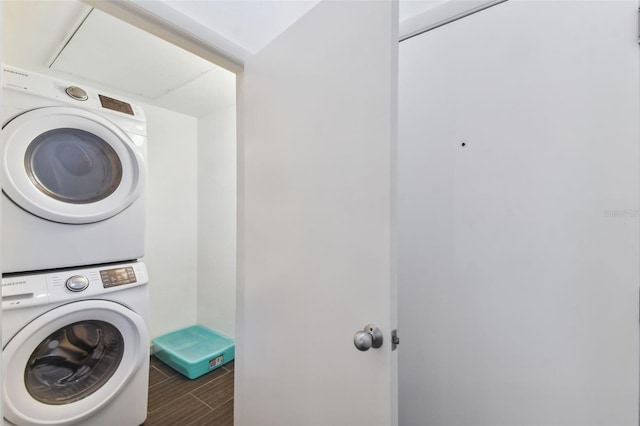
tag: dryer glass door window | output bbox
[24,320,124,405]
[2,107,146,224]
[25,128,123,204]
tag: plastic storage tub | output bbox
[152,325,235,379]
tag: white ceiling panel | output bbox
[51,8,217,99]
[1,0,90,72]
[157,0,321,54]
[155,66,236,117]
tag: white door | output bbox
[237,1,398,425]
[399,1,639,424]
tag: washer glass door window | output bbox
[25,320,124,405]
[2,300,148,425]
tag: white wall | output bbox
[197,105,237,338]
[143,104,199,339]
[398,0,639,424]
[143,101,237,341]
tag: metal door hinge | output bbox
[638,8,640,44]
[391,329,400,351]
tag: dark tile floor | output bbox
[144,356,234,425]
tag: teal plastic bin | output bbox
[152,325,235,379]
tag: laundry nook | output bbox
[2,0,640,425]
[1,1,237,423]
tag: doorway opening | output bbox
[2,1,238,423]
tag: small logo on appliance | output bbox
[2,280,26,287]
[3,69,28,77]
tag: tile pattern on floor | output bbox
[144,356,234,425]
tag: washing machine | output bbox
[1,67,147,273]
[2,261,150,426]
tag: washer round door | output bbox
[2,107,146,224]
[2,300,148,425]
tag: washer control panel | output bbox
[1,261,148,310]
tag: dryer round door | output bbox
[2,106,146,224]
[2,300,148,425]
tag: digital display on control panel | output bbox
[100,267,136,288]
[99,94,134,116]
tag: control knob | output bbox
[65,86,88,101]
[66,275,89,292]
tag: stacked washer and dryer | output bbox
[1,67,150,426]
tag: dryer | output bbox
[1,67,147,273]
[2,261,150,426]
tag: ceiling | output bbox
[1,0,443,118]
[150,0,323,55]
[2,0,236,117]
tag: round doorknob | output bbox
[353,324,383,351]
[354,331,373,351]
